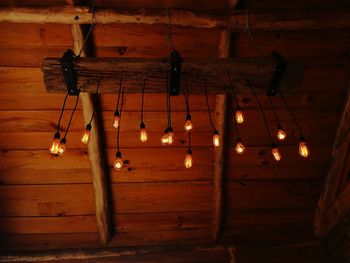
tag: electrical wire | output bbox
[63,92,80,139]
[231,103,241,139]
[56,92,69,133]
[267,95,281,128]
[279,91,303,136]
[117,85,125,152]
[88,79,100,125]
[115,71,124,113]
[165,72,172,128]
[183,76,190,115]
[204,77,216,132]
[140,79,147,123]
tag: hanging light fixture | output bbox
[161,73,175,145]
[113,151,123,170]
[267,96,287,142]
[139,79,148,142]
[271,143,282,161]
[204,77,220,147]
[183,77,193,132]
[235,106,244,124]
[184,132,193,168]
[235,137,245,155]
[113,72,123,129]
[227,71,245,125]
[299,136,309,158]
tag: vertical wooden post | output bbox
[71,24,112,245]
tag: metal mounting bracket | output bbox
[60,49,79,96]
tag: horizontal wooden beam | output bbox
[41,57,303,94]
[0,6,349,31]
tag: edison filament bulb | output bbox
[58,138,67,155]
[235,106,244,124]
[271,144,281,161]
[167,127,174,145]
[277,126,287,141]
[161,128,169,145]
[139,122,148,142]
[184,114,193,132]
[213,130,220,147]
[49,132,61,155]
[184,149,193,168]
[299,137,310,158]
[113,151,123,170]
[235,139,245,154]
[81,124,91,144]
[113,110,120,128]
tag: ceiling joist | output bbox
[0,6,349,31]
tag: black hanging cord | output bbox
[231,104,241,139]
[63,92,80,139]
[140,79,147,123]
[166,72,172,128]
[279,91,303,136]
[204,77,216,132]
[117,85,126,152]
[88,79,100,125]
[183,76,191,116]
[246,79,274,144]
[56,92,69,133]
[115,71,124,113]
[267,95,281,128]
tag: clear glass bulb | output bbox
[277,128,287,141]
[235,141,245,154]
[184,120,193,132]
[161,133,169,145]
[184,151,193,168]
[58,138,66,155]
[213,133,220,147]
[81,129,90,144]
[271,146,281,161]
[113,152,123,170]
[139,128,148,142]
[299,139,309,158]
[113,115,120,129]
[49,132,60,155]
[235,108,244,124]
[168,131,174,145]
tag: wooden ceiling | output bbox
[0,0,349,262]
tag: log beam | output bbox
[0,6,350,31]
[71,24,112,245]
[41,57,303,94]
[314,86,350,238]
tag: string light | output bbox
[204,77,220,147]
[235,106,244,124]
[139,79,148,142]
[161,73,174,145]
[227,71,245,124]
[271,143,282,161]
[183,77,193,132]
[235,138,245,154]
[184,132,193,168]
[279,91,310,158]
[267,95,287,142]
[114,74,126,170]
[113,72,123,129]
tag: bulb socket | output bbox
[187,149,192,155]
[54,132,60,139]
[236,137,242,143]
[60,137,67,144]
[213,129,219,135]
[236,105,242,111]
[271,143,277,149]
[86,124,92,131]
[186,114,192,120]
[300,135,305,142]
[114,110,120,117]
[168,126,174,133]
[116,151,122,158]
[140,122,146,129]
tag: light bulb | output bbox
[113,151,123,170]
[167,127,174,145]
[277,127,287,141]
[81,124,91,144]
[139,122,148,142]
[113,110,120,128]
[49,132,61,155]
[184,150,193,168]
[235,107,244,124]
[184,114,193,132]
[271,144,281,161]
[235,139,245,154]
[213,130,220,147]
[299,137,309,158]
[58,138,67,155]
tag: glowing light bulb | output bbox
[113,110,120,128]
[139,122,148,142]
[271,144,281,161]
[81,124,91,144]
[277,127,287,141]
[184,150,193,168]
[184,114,193,132]
[299,137,310,158]
[235,107,244,124]
[213,130,220,147]
[235,139,245,154]
[167,127,174,145]
[58,138,67,155]
[49,132,60,155]
[113,151,123,170]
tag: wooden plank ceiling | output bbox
[0,0,349,261]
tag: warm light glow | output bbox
[213,133,220,147]
[49,132,60,155]
[49,138,60,154]
[277,128,287,141]
[114,152,123,170]
[235,108,244,124]
[113,115,120,128]
[168,131,174,145]
[58,138,66,155]
[299,139,310,158]
[235,141,245,154]
[161,133,169,145]
[184,120,193,132]
[271,146,281,161]
[184,151,193,168]
[139,128,148,142]
[81,129,90,144]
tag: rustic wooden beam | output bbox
[0,6,350,31]
[71,24,112,245]
[314,86,350,238]
[41,57,303,94]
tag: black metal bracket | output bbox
[60,49,79,96]
[267,52,287,96]
[169,50,182,96]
